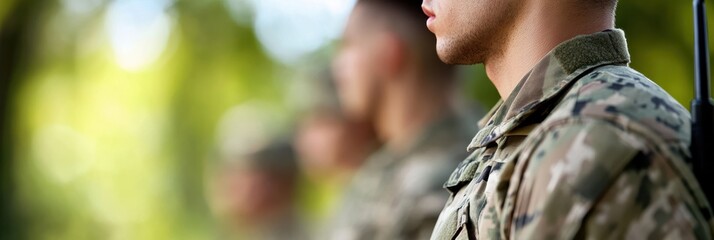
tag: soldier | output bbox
[208,104,306,240]
[326,0,478,239]
[421,0,714,239]
[208,140,306,240]
[296,106,378,183]
[295,70,379,184]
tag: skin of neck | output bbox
[485,1,615,99]
[374,67,453,153]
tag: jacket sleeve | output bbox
[507,119,712,239]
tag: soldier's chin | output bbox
[436,39,480,65]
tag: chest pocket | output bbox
[446,124,539,240]
[450,201,476,240]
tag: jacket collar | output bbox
[467,29,631,151]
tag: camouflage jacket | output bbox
[430,30,714,240]
[328,115,475,240]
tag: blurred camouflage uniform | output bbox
[328,115,475,240]
[430,30,714,239]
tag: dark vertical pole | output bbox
[692,0,714,205]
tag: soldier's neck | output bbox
[376,75,452,153]
[485,3,615,100]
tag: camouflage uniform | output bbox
[430,30,714,239]
[328,115,475,240]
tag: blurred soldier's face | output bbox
[296,112,376,181]
[333,5,383,120]
[422,0,519,64]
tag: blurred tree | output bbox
[0,0,33,238]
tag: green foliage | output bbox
[0,0,16,25]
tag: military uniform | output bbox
[431,30,714,239]
[328,115,475,240]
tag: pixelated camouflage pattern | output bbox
[328,115,475,240]
[430,30,714,240]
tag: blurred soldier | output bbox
[208,141,305,240]
[209,105,305,240]
[296,107,378,183]
[295,70,379,184]
[327,0,477,239]
[421,0,714,239]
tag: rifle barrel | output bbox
[692,0,714,206]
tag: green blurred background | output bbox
[0,0,712,239]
